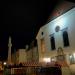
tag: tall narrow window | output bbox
[41,38,45,53]
[62,30,69,47]
[50,34,56,50]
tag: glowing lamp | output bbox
[3,62,7,66]
[43,58,51,63]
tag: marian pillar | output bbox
[8,36,12,65]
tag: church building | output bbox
[36,1,75,74]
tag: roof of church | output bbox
[46,1,75,23]
[36,1,75,39]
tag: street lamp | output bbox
[3,62,7,66]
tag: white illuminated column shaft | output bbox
[8,37,12,64]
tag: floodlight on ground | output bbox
[43,58,51,63]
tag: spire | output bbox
[8,36,12,65]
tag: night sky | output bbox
[0,0,74,60]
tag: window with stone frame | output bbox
[50,34,56,50]
[62,28,70,47]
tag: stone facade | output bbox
[36,1,75,74]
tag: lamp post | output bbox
[3,62,7,75]
[3,62,7,66]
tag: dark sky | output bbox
[0,0,74,60]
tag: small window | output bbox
[41,32,44,35]
[62,30,69,47]
[69,54,75,64]
[50,34,56,50]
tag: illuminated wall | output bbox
[36,7,75,74]
[18,49,27,63]
[14,49,27,64]
[36,7,75,63]
[26,46,39,62]
[26,49,32,62]
[32,46,39,62]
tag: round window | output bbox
[55,26,60,32]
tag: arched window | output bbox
[50,35,56,50]
[62,30,69,47]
